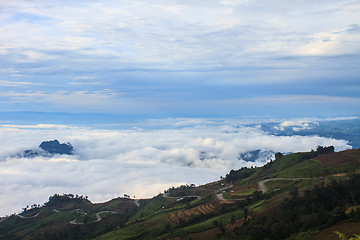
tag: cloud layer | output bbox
[0,119,351,216]
[0,0,359,115]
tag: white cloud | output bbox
[0,119,352,216]
[298,25,360,55]
[273,117,360,131]
[0,80,39,87]
[273,120,318,131]
[0,0,359,116]
[1,0,359,69]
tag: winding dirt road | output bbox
[69,210,117,224]
[0,212,41,223]
[163,192,201,200]
[217,178,310,201]
[258,178,310,193]
[16,212,41,219]
[95,211,117,222]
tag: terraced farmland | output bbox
[168,203,217,223]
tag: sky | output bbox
[0,0,360,217]
[0,0,359,117]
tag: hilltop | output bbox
[1,147,360,240]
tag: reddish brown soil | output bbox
[315,149,360,168]
[254,200,281,221]
[186,227,222,240]
[168,216,251,240]
[168,227,222,240]
[315,222,360,240]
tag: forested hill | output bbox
[1,147,360,240]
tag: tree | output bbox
[316,146,335,155]
[83,215,89,224]
[289,186,299,199]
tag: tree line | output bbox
[222,174,360,239]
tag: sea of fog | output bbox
[0,117,355,216]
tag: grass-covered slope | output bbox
[1,147,360,240]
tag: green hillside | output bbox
[1,147,360,240]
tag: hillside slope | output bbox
[1,147,360,240]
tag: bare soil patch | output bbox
[168,227,222,240]
[315,149,360,168]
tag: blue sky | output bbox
[0,0,359,117]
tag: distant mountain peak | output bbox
[14,140,74,158]
[39,139,73,155]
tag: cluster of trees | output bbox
[225,167,257,183]
[224,174,360,239]
[164,184,196,197]
[22,204,42,213]
[164,184,195,193]
[45,193,89,207]
[316,145,335,155]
